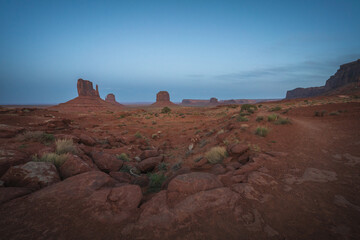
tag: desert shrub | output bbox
[23,131,55,144]
[329,111,340,116]
[239,112,250,117]
[117,153,130,162]
[33,152,69,168]
[161,107,171,114]
[147,173,166,193]
[205,146,227,164]
[55,139,77,155]
[236,115,249,122]
[255,126,268,137]
[134,131,142,138]
[171,161,182,171]
[267,114,279,122]
[256,116,264,122]
[158,162,168,171]
[241,104,258,113]
[269,106,282,112]
[315,110,327,117]
[274,117,291,125]
[119,165,132,173]
[258,104,262,108]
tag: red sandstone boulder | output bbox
[0,149,28,177]
[0,187,32,204]
[139,150,159,160]
[1,162,60,189]
[167,172,223,195]
[0,124,25,138]
[91,151,123,173]
[59,155,92,179]
[228,143,249,155]
[138,156,164,172]
[79,134,96,146]
[77,78,99,97]
[109,171,133,183]
[0,171,143,239]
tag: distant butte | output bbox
[152,91,177,107]
[105,93,123,106]
[50,79,123,112]
[286,59,360,99]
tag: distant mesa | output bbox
[77,78,100,97]
[286,59,360,99]
[152,91,177,107]
[181,98,260,106]
[50,79,123,112]
[209,97,218,104]
[105,93,122,106]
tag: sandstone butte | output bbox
[51,79,123,112]
[105,93,123,106]
[151,91,177,107]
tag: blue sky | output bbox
[0,0,359,104]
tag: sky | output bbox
[0,0,359,104]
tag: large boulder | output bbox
[59,155,92,179]
[1,162,60,189]
[139,150,159,160]
[0,187,32,204]
[91,151,123,173]
[0,124,25,138]
[0,171,143,239]
[138,156,163,172]
[77,78,99,97]
[0,149,28,177]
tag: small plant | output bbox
[147,173,166,193]
[241,104,258,112]
[269,106,282,112]
[329,111,340,116]
[255,126,268,137]
[158,162,168,171]
[236,115,249,122]
[18,144,27,149]
[171,161,182,171]
[119,165,132,173]
[134,131,142,139]
[117,153,130,162]
[274,117,291,125]
[258,104,262,108]
[23,131,55,144]
[267,114,279,122]
[55,139,77,155]
[205,146,227,164]
[161,107,171,114]
[256,116,264,122]
[33,152,69,168]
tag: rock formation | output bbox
[105,93,123,106]
[50,79,123,112]
[77,78,100,97]
[152,91,177,107]
[286,59,360,99]
[209,97,218,104]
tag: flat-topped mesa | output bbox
[286,59,360,99]
[77,78,100,97]
[105,93,122,106]
[156,91,170,102]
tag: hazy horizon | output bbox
[1,0,360,104]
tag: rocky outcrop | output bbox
[105,93,123,106]
[152,91,177,107]
[209,97,218,104]
[77,78,100,97]
[286,59,360,99]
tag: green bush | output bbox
[205,146,227,164]
[33,153,69,168]
[241,104,258,113]
[256,116,264,122]
[55,139,77,154]
[158,162,168,171]
[161,107,171,114]
[255,126,268,137]
[147,173,166,193]
[117,153,130,162]
[269,106,282,112]
[274,117,291,125]
[236,115,249,122]
[329,111,340,116]
[23,131,55,144]
[267,114,279,122]
[134,131,142,138]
